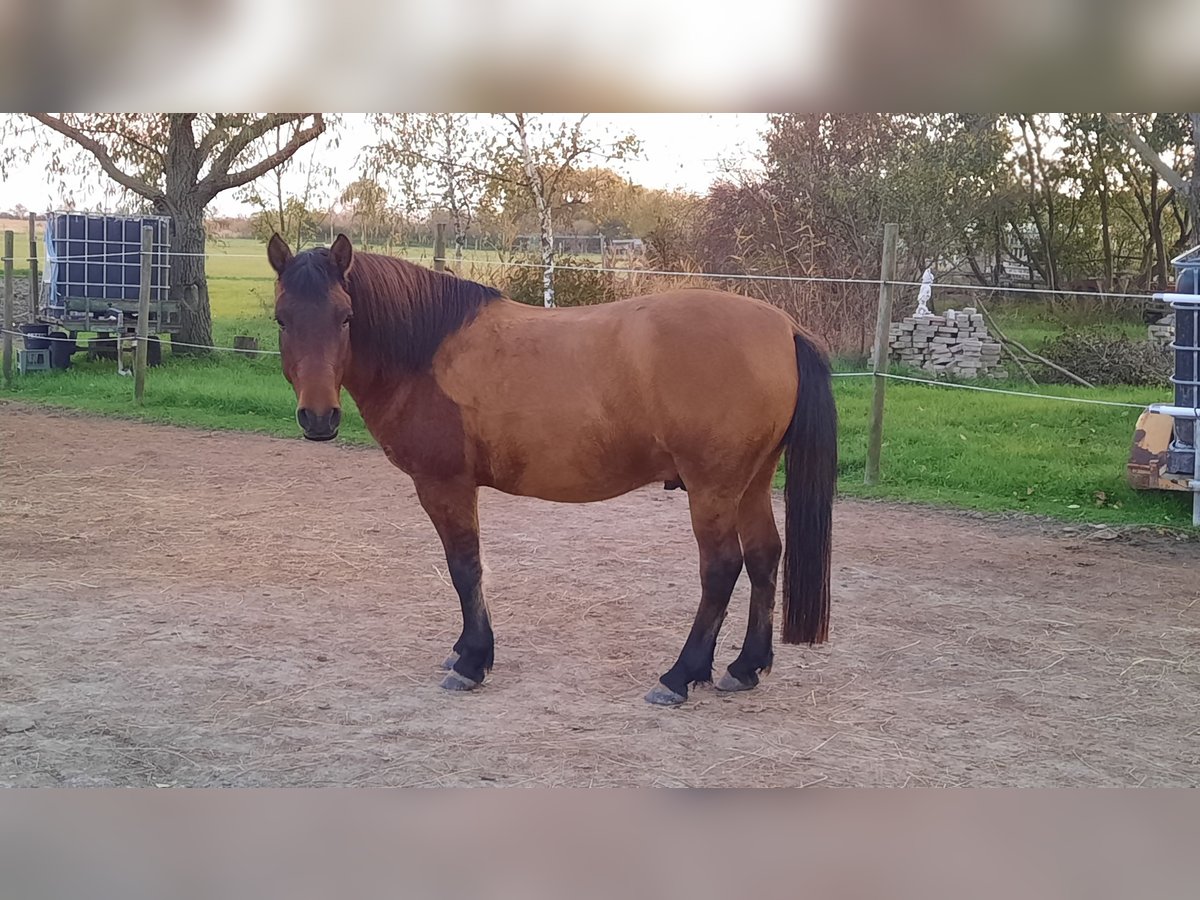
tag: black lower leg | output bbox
[658,552,743,698]
[414,478,493,688]
[446,551,493,684]
[726,544,780,687]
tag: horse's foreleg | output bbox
[646,491,743,706]
[414,477,493,691]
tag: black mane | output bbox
[283,248,502,374]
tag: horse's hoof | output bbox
[715,671,756,693]
[644,684,686,706]
[440,670,481,692]
[440,651,460,671]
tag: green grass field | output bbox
[827,364,1179,526]
[4,237,1193,529]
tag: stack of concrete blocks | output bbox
[1148,313,1175,348]
[879,307,1008,379]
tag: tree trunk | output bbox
[513,114,555,307]
[440,124,468,265]
[158,195,212,353]
[1150,172,1168,290]
[1189,113,1200,246]
[449,202,466,263]
[538,202,554,308]
[1009,217,1049,287]
[1098,177,1113,291]
[993,215,1002,286]
[1018,115,1058,291]
[1036,216,1059,291]
[964,248,989,286]
[158,116,212,354]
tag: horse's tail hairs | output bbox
[780,332,837,645]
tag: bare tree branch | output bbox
[205,114,304,179]
[198,114,325,197]
[195,113,233,162]
[379,146,524,189]
[29,114,163,201]
[85,120,166,168]
[1105,113,1190,194]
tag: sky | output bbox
[0,113,770,217]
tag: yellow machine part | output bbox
[1128,409,1191,491]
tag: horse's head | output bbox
[268,232,355,441]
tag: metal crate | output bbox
[1165,246,1200,476]
[38,211,179,335]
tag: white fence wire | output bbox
[11,246,1159,302]
[2,239,1173,415]
[1,326,1157,411]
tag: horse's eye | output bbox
[342,316,352,329]
[275,317,286,330]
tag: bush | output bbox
[496,254,619,308]
[1038,329,1173,386]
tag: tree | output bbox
[367,114,494,262]
[1107,113,1200,248]
[1061,113,1121,290]
[547,166,696,242]
[339,177,393,248]
[493,114,639,306]
[246,198,323,248]
[367,114,637,303]
[1010,113,1076,290]
[240,128,338,254]
[753,115,1007,282]
[686,114,1013,351]
[0,114,329,351]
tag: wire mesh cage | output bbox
[1167,245,1200,475]
[38,212,177,333]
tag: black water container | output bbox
[1168,264,1200,474]
[48,331,77,369]
[18,323,50,350]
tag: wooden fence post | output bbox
[233,335,260,357]
[134,225,152,404]
[2,231,13,387]
[433,223,446,272]
[865,222,899,486]
[28,212,38,309]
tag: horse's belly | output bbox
[485,434,676,503]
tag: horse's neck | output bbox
[342,360,413,424]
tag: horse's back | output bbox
[518,287,800,429]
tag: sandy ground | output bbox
[2,403,1198,786]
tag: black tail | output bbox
[781,332,837,645]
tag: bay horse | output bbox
[267,233,836,706]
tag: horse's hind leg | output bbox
[645,488,743,705]
[717,456,783,693]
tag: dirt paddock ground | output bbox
[2,403,1199,787]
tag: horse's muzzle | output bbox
[298,407,341,441]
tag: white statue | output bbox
[915,266,934,317]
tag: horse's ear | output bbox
[267,233,293,276]
[330,233,354,280]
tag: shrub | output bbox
[1038,329,1173,386]
[495,255,618,308]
